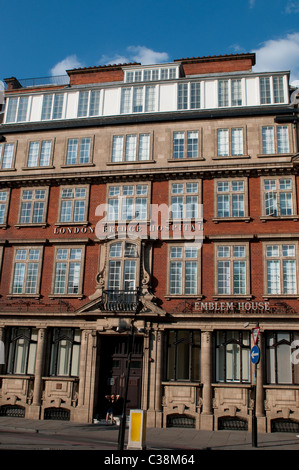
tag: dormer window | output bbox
[124,66,179,83]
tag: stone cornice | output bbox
[0,105,297,135]
[0,160,296,188]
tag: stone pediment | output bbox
[76,290,166,317]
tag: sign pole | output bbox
[252,362,257,447]
[250,327,260,448]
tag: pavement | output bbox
[0,416,298,451]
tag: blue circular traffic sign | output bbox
[250,345,260,364]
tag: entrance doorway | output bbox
[96,335,143,418]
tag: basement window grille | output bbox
[271,419,299,433]
[166,414,195,428]
[218,417,248,431]
[0,405,25,418]
[44,407,70,421]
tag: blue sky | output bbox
[2,0,299,85]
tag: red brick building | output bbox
[0,52,299,433]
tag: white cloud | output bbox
[285,1,299,13]
[249,0,255,8]
[127,46,169,65]
[50,54,84,76]
[252,32,299,85]
[99,46,169,66]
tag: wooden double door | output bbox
[97,335,143,417]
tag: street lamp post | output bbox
[118,300,142,451]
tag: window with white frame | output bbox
[120,85,156,113]
[262,126,290,154]
[265,243,297,295]
[5,96,29,123]
[169,244,199,295]
[173,131,199,159]
[27,140,53,167]
[41,93,64,120]
[65,138,92,165]
[0,190,10,225]
[107,241,138,292]
[111,133,151,162]
[170,181,201,220]
[218,79,243,107]
[58,186,89,223]
[216,244,248,296]
[107,184,149,221]
[217,128,244,156]
[0,143,15,169]
[262,177,295,217]
[53,247,84,295]
[49,328,81,377]
[260,76,285,104]
[7,327,38,375]
[11,247,43,295]
[77,90,101,117]
[216,180,246,218]
[177,82,201,110]
[125,67,178,83]
[19,188,48,225]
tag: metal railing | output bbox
[102,290,139,312]
[18,75,70,88]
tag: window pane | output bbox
[170,261,182,294]
[218,260,230,294]
[125,135,137,161]
[66,139,78,165]
[217,194,229,217]
[217,129,229,156]
[231,128,243,155]
[145,86,155,112]
[6,98,18,123]
[233,260,246,294]
[138,134,150,161]
[260,77,271,104]
[185,261,197,294]
[283,260,296,294]
[273,76,284,103]
[120,88,131,114]
[267,260,280,294]
[79,138,91,164]
[89,90,100,116]
[133,87,143,112]
[112,136,123,162]
[262,127,274,154]
[52,94,64,119]
[39,141,52,166]
[277,343,292,383]
[173,132,184,159]
[41,94,53,120]
[277,126,289,153]
[78,91,89,117]
[187,131,198,158]
[54,263,67,293]
[16,97,28,122]
[190,82,201,109]
[218,80,229,107]
[2,143,14,169]
[178,83,188,110]
[231,80,242,106]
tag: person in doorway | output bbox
[105,394,117,424]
